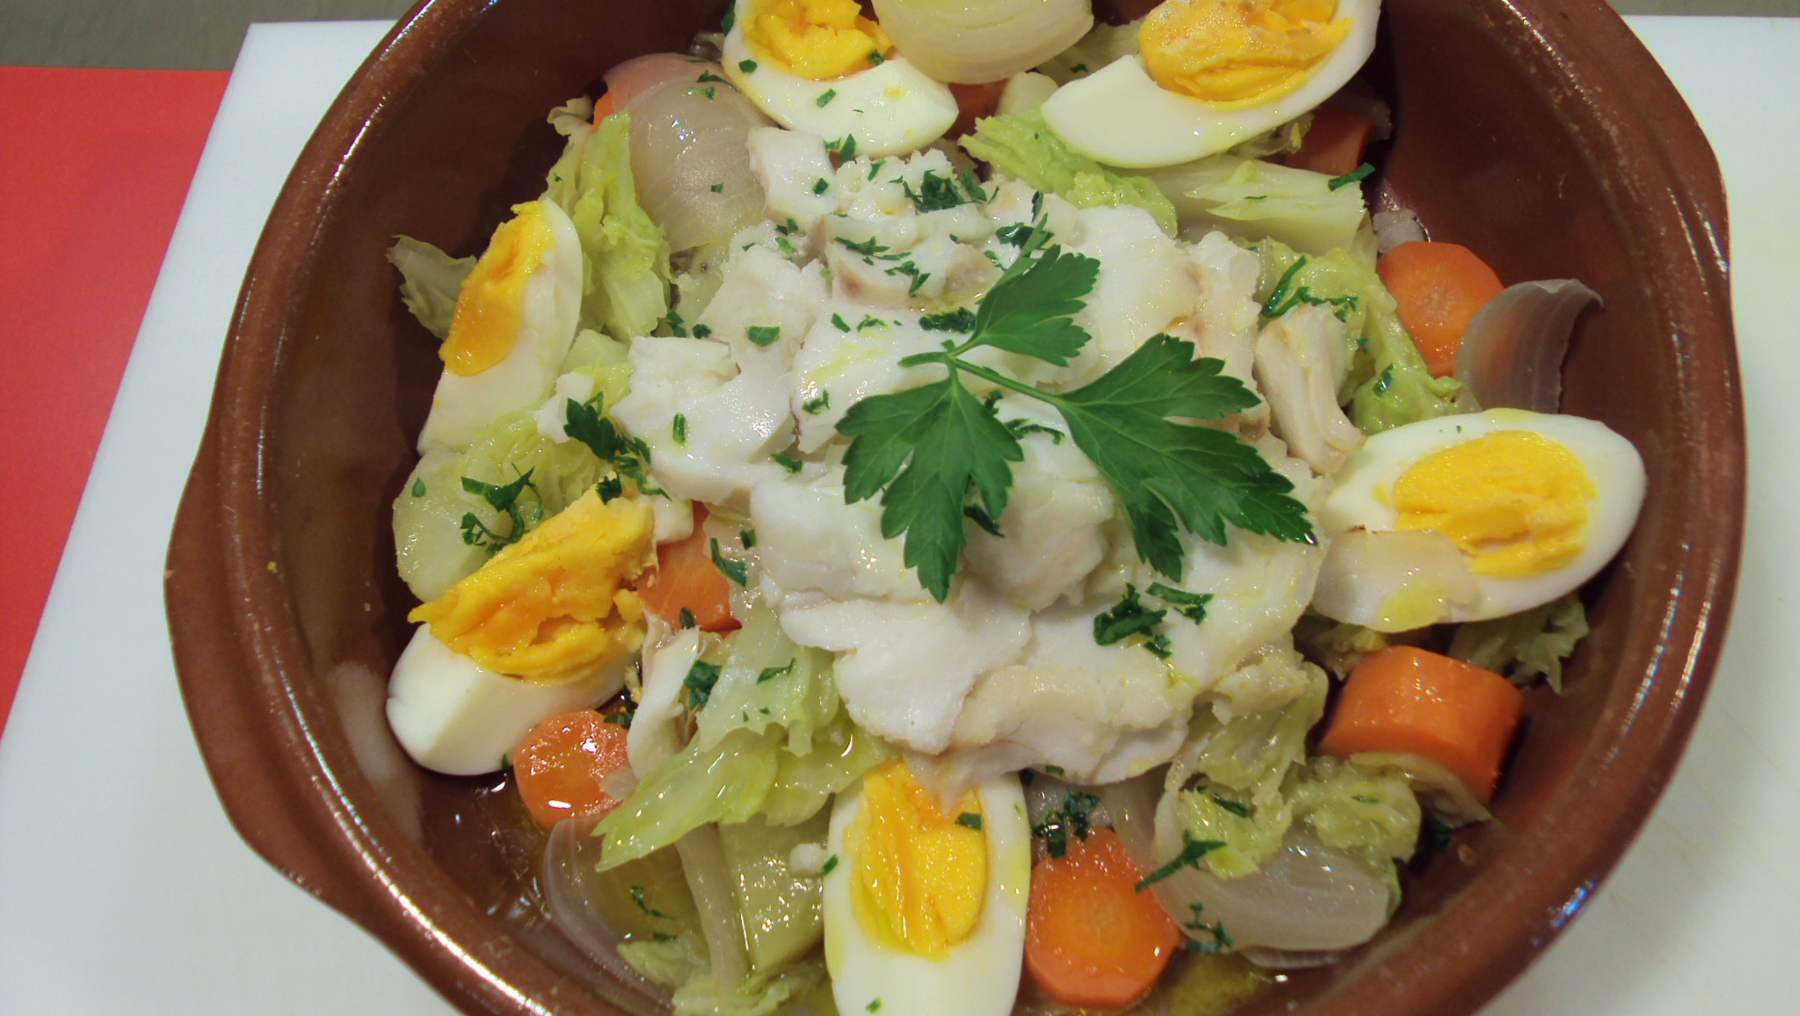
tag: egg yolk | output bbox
[1140,0,1352,109]
[849,761,987,959]
[441,201,557,377]
[746,0,891,80]
[409,490,654,681]
[1393,430,1597,578]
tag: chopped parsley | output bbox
[565,394,662,496]
[678,607,697,629]
[919,307,976,332]
[1003,418,1063,444]
[856,314,887,331]
[746,324,782,347]
[604,707,634,728]
[696,71,728,85]
[803,390,832,415]
[710,538,748,586]
[1209,792,1253,818]
[773,451,803,474]
[1094,585,1168,647]
[867,159,885,180]
[884,260,929,294]
[595,476,623,502]
[831,312,852,332]
[686,86,716,101]
[1328,162,1377,190]
[813,177,830,195]
[1147,583,1213,624]
[1183,902,1234,955]
[672,413,687,445]
[1373,365,1395,396]
[739,527,757,549]
[901,170,981,213]
[825,133,858,162]
[709,182,724,193]
[964,504,1003,536]
[756,660,796,684]
[629,885,671,919]
[955,812,984,831]
[816,89,838,107]
[737,58,757,73]
[994,223,1037,248]
[1260,256,1361,322]
[459,470,542,551]
[867,50,885,65]
[834,235,904,262]
[822,854,840,875]
[411,478,426,497]
[1033,791,1099,859]
[683,661,722,711]
[1135,834,1225,891]
[692,323,713,339]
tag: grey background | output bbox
[3,0,1797,71]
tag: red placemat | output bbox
[0,67,228,734]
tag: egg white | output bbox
[386,625,625,776]
[721,0,958,158]
[1320,409,1647,622]
[1040,0,1381,168]
[823,772,1030,1016]
[418,200,584,452]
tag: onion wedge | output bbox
[1455,280,1602,411]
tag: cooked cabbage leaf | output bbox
[960,112,1178,236]
[543,110,674,339]
[1252,240,1463,434]
[386,236,474,339]
[597,606,887,867]
[1293,613,1391,680]
[618,934,831,1016]
[1148,155,1366,256]
[1291,757,1422,894]
[1448,593,1589,693]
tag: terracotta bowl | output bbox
[165,0,1742,1012]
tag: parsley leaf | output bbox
[816,88,838,107]
[1148,582,1212,623]
[839,376,1022,600]
[710,538,748,586]
[410,478,427,497]
[1328,162,1376,190]
[803,390,831,415]
[955,812,983,831]
[684,661,722,711]
[459,470,542,551]
[756,660,795,684]
[1094,585,1166,645]
[1183,902,1234,955]
[737,58,757,73]
[836,223,1313,599]
[746,324,781,346]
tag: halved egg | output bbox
[722,0,958,157]
[1041,0,1380,168]
[418,199,584,450]
[1316,409,1647,629]
[823,761,1030,1016]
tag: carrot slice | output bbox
[636,505,738,632]
[591,92,620,124]
[1026,828,1182,1010]
[512,709,631,829]
[1318,647,1526,805]
[949,80,1008,139]
[1286,103,1378,177]
[1377,241,1506,377]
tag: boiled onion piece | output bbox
[629,75,771,253]
[1311,529,1480,633]
[1351,751,1493,826]
[1372,208,1425,254]
[1101,777,1393,953]
[675,825,750,989]
[604,53,713,111]
[872,0,1095,84]
[1455,280,1602,412]
[542,817,673,1006]
[1238,946,1347,970]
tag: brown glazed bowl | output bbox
[165,0,1742,1012]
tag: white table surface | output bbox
[0,16,1794,1015]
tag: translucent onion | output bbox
[541,817,673,1007]
[1311,529,1480,633]
[629,75,771,252]
[1456,280,1603,413]
[872,0,1096,84]
[1103,776,1394,953]
[604,53,714,111]
[675,825,750,989]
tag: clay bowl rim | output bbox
[165,0,1744,1013]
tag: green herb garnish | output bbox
[816,89,838,107]
[756,660,796,684]
[803,390,832,415]
[955,812,984,831]
[746,324,781,347]
[672,413,687,445]
[1328,162,1376,190]
[1135,834,1226,891]
[919,307,976,333]
[1147,583,1213,624]
[684,660,722,710]
[710,538,747,586]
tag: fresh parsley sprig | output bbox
[836,220,1314,601]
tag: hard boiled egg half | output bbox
[824,761,1030,1016]
[1041,0,1380,168]
[418,199,584,451]
[722,0,958,157]
[1314,409,1647,631]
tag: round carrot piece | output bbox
[1318,646,1527,805]
[512,709,631,829]
[1026,828,1183,1010]
[636,505,738,632]
[1377,241,1506,378]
